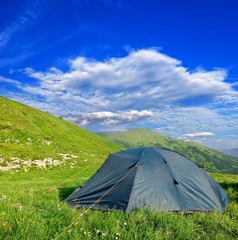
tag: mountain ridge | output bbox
[221,148,238,158]
[98,128,238,174]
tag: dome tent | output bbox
[66,147,229,213]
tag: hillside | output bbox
[0,97,238,239]
[0,96,120,172]
[98,128,238,174]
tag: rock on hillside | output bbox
[0,96,119,172]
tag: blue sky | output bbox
[0,0,238,150]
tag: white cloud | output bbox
[10,48,236,114]
[152,106,238,145]
[73,110,154,126]
[182,132,215,138]
[154,107,226,134]
[1,48,238,149]
[0,76,22,87]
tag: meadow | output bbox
[0,163,237,240]
[1,97,238,239]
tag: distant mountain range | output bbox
[221,148,238,158]
[98,128,238,174]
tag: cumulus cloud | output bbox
[14,48,236,113]
[71,110,154,126]
[2,48,238,145]
[182,132,215,138]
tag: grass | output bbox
[0,165,237,240]
[0,96,120,163]
[0,96,238,239]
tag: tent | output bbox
[66,147,229,213]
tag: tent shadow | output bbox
[58,187,77,201]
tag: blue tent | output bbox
[67,147,229,213]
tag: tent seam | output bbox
[126,147,147,211]
[153,147,183,210]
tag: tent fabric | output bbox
[66,147,229,213]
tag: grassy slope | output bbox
[0,97,237,239]
[98,128,238,174]
[0,166,237,239]
[0,96,120,164]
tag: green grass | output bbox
[0,96,120,172]
[98,128,238,174]
[0,166,237,240]
[1,96,238,239]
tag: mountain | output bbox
[1,96,237,175]
[98,128,238,174]
[0,96,120,172]
[221,148,238,158]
